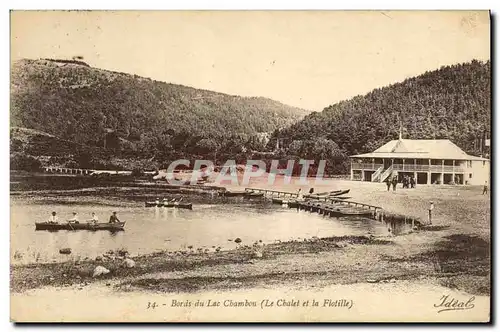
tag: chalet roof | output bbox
[350,139,488,160]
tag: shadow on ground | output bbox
[390,234,490,295]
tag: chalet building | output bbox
[350,138,490,185]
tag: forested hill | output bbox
[276,60,491,161]
[10,59,309,156]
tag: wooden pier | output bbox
[244,187,300,198]
[43,167,157,176]
[245,187,422,234]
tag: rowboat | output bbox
[326,208,373,218]
[145,202,193,209]
[272,198,288,204]
[244,192,264,198]
[287,200,301,209]
[333,196,351,200]
[221,190,247,197]
[35,221,126,231]
[303,189,350,199]
[329,189,350,197]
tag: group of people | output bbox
[47,211,121,224]
[385,175,416,191]
[154,197,183,205]
[401,175,416,189]
[296,188,315,200]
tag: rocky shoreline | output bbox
[11,229,490,297]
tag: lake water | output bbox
[10,197,390,264]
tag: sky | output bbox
[10,10,490,111]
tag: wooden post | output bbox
[441,160,445,184]
[428,159,432,184]
[452,160,455,184]
[350,159,354,180]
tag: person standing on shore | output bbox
[385,178,391,191]
[483,181,488,195]
[428,201,434,225]
[391,176,398,191]
[410,176,416,189]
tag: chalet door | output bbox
[383,159,391,169]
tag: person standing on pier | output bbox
[297,189,303,200]
[483,181,488,195]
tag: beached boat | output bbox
[35,221,126,231]
[145,202,193,209]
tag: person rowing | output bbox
[68,212,80,224]
[174,197,183,206]
[48,211,59,224]
[109,211,121,224]
[88,212,99,224]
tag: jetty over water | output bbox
[245,187,422,235]
[244,187,300,198]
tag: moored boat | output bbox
[245,192,264,198]
[272,197,287,204]
[221,190,247,197]
[35,221,126,231]
[145,202,193,209]
[287,200,301,209]
[329,189,350,197]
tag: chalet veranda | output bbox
[350,138,490,185]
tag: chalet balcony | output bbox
[352,162,465,173]
[351,163,383,170]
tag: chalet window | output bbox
[469,174,473,179]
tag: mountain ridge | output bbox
[274,59,490,164]
[10,58,310,165]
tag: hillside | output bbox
[274,60,491,173]
[10,58,309,162]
